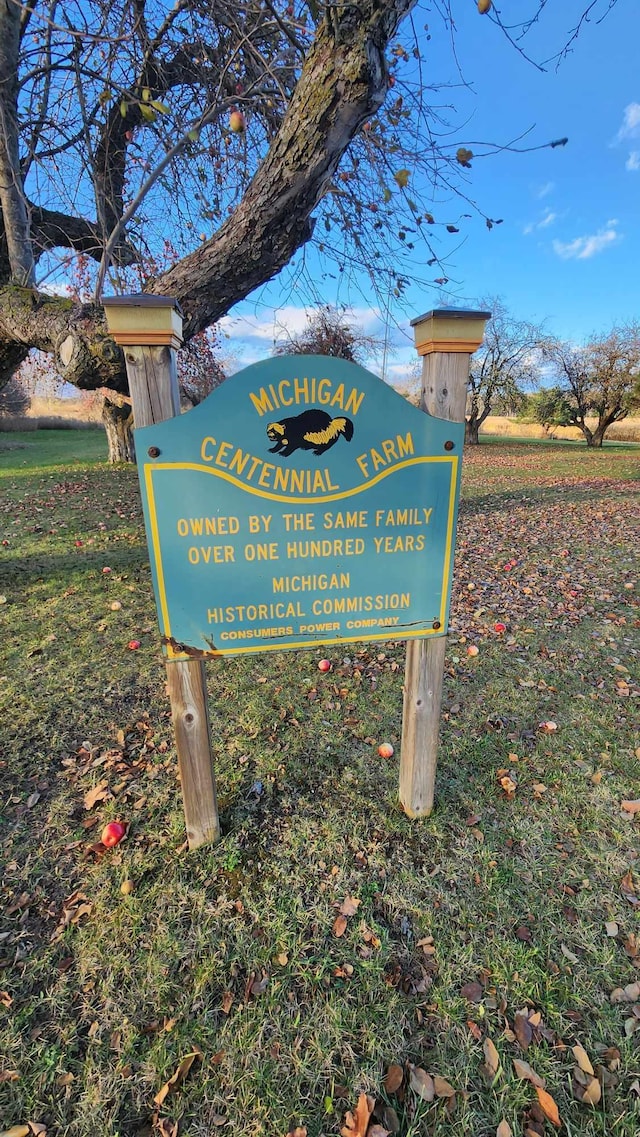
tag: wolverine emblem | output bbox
[266,409,354,457]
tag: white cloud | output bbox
[612,103,640,169]
[536,181,555,199]
[219,304,383,345]
[614,102,640,142]
[523,208,557,235]
[552,220,620,260]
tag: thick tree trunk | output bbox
[0,0,35,285]
[588,409,622,447]
[102,395,135,462]
[465,418,480,445]
[0,0,414,392]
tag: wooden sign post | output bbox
[103,297,488,848]
[399,308,490,818]
[103,295,221,850]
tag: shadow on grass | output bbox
[460,480,639,517]
[0,546,149,585]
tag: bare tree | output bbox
[273,306,380,364]
[466,299,543,445]
[545,324,640,446]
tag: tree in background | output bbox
[273,306,379,364]
[465,300,543,445]
[179,331,227,407]
[0,0,595,400]
[0,374,30,418]
[521,386,573,436]
[101,330,226,462]
[544,325,640,446]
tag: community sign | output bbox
[134,355,464,658]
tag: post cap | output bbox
[410,308,491,356]
[103,294,183,348]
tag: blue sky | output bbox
[221,0,639,384]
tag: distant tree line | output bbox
[281,301,640,448]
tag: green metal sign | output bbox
[134,355,463,658]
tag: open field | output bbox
[0,434,639,1137]
[481,417,640,445]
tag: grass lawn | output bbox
[0,435,638,1137]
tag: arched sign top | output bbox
[135,354,464,658]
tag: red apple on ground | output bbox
[101,821,126,847]
[378,743,394,759]
[317,659,332,672]
[467,645,479,657]
[494,622,506,634]
[127,639,141,650]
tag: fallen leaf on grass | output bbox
[432,1075,456,1098]
[620,871,638,906]
[333,914,348,937]
[248,972,269,998]
[51,893,93,942]
[83,781,110,810]
[0,990,13,1007]
[460,981,483,1002]
[496,1123,513,1137]
[340,1093,374,1137]
[154,1120,178,1137]
[513,1059,544,1088]
[572,1044,594,1075]
[383,1064,404,1094]
[621,799,640,814]
[0,1127,31,1137]
[573,1068,601,1104]
[0,1071,20,1083]
[610,981,640,1003]
[153,1048,202,1107]
[486,1036,500,1077]
[499,774,517,799]
[513,1010,533,1050]
[605,921,619,937]
[409,1065,434,1101]
[339,896,361,917]
[535,1087,561,1128]
[561,943,579,964]
[379,1105,400,1134]
[368,1127,390,1137]
[221,991,233,1014]
[624,932,640,963]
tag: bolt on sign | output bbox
[135,355,464,659]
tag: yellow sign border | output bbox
[144,454,459,659]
